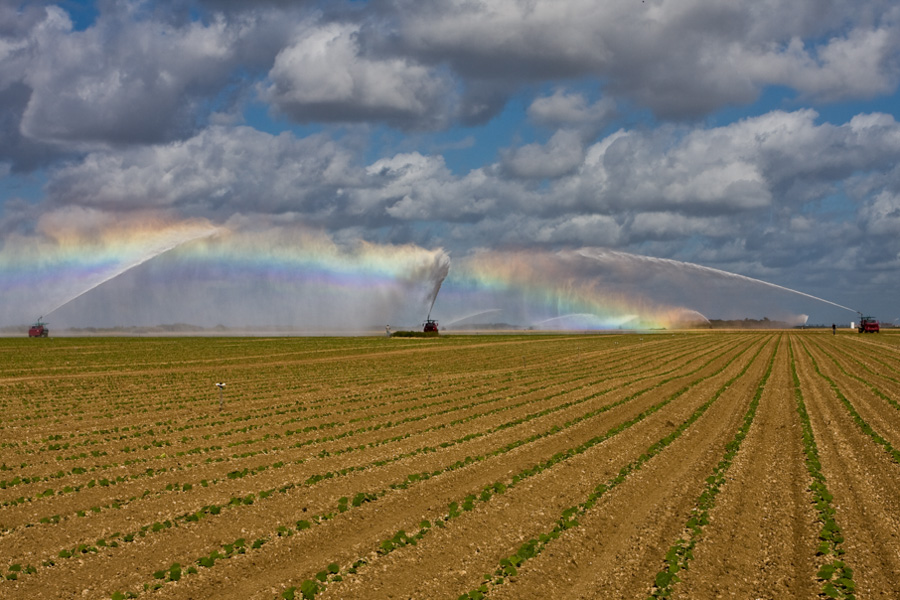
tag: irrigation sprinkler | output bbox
[215,382,226,412]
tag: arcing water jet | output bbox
[44,225,221,318]
[574,248,860,315]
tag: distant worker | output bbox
[832,323,836,335]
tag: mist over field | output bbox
[4,227,825,333]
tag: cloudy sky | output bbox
[2,0,900,329]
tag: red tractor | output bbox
[858,316,880,333]
[423,319,439,334]
[28,318,49,338]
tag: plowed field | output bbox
[1,331,898,599]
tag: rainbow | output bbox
[441,249,705,330]
[0,213,220,318]
[0,213,450,329]
[2,211,702,331]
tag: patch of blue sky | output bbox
[241,97,327,138]
[438,94,540,174]
[706,83,900,129]
[59,0,99,31]
[813,94,900,124]
[243,93,543,175]
[801,191,857,221]
[0,170,46,207]
[344,90,544,174]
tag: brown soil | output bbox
[793,336,900,598]
[481,336,774,600]
[4,332,896,600]
[673,335,820,599]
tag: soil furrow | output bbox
[794,336,900,597]
[673,335,819,599]
[311,337,770,600]
[0,339,748,598]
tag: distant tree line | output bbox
[698,317,794,329]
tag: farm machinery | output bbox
[857,314,880,333]
[28,317,49,338]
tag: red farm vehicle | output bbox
[858,315,880,333]
[423,318,439,334]
[28,318,49,338]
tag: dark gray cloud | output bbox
[380,0,900,119]
[6,3,297,151]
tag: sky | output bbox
[2,0,900,331]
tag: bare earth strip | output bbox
[803,337,900,450]
[0,339,721,577]
[304,337,766,600]
[673,335,820,599]
[478,337,773,600]
[794,335,900,597]
[0,338,744,598]
[148,338,757,600]
[8,333,899,600]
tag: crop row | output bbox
[264,337,766,600]
[790,340,856,599]
[1,337,722,531]
[2,336,695,474]
[2,337,739,586]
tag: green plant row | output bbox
[281,338,763,600]
[108,338,748,600]
[811,338,900,417]
[3,355,461,472]
[1,367,562,527]
[4,335,619,509]
[8,336,718,542]
[109,339,732,597]
[1,340,703,547]
[11,338,721,587]
[825,335,900,384]
[309,335,728,465]
[790,339,856,600]
[9,336,593,449]
[647,337,777,598]
[3,334,703,493]
[800,340,900,465]
[453,336,771,600]
[1,365,598,534]
[8,371,515,491]
[1,335,533,430]
[8,334,705,459]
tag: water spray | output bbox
[576,249,860,315]
[535,313,602,327]
[422,252,450,330]
[425,256,450,321]
[43,226,220,318]
[426,287,441,322]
